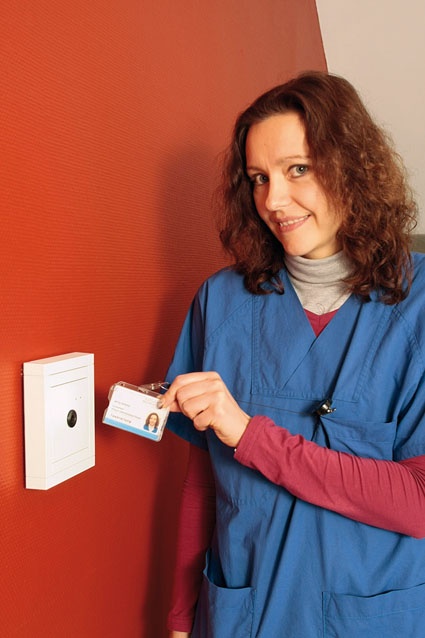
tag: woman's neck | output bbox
[284,251,352,314]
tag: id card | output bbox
[102,381,170,442]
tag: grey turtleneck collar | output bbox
[284,251,353,314]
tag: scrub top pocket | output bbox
[317,414,397,459]
[323,582,425,637]
[192,552,256,638]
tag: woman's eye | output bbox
[290,164,309,177]
[249,173,268,185]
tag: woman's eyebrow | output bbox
[246,155,310,172]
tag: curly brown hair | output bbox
[216,71,417,303]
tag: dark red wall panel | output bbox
[0,1,325,635]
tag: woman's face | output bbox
[245,112,342,259]
[148,414,158,427]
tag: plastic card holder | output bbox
[102,381,170,442]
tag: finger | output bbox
[160,372,220,408]
[178,394,211,422]
[192,412,212,432]
[158,381,206,412]
[158,373,197,408]
[161,399,183,413]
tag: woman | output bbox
[160,71,425,637]
[143,412,159,433]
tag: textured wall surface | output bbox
[0,1,325,635]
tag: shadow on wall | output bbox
[140,141,227,636]
[146,140,227,374]
[412,234,425,253]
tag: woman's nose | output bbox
[265,177,292,211]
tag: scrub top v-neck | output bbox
[166,254,425,637]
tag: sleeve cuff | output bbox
[234,415,275,465]
[166,612,194,633]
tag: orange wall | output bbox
[0,2,325,636]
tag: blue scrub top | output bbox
[166,252,425,638]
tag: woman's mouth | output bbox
[277,214,310,231]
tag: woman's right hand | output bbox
[160,371,250,448]
[169,632,190,638]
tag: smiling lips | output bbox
[277,214,310,231]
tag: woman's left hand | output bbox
[160,372,251,448]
